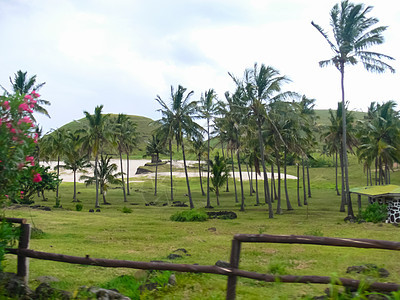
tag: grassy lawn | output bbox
[3,156,400,299]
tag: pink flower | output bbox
[20,191,24,194]
[26,156,35,166]
[6,123,12,129]
[33,173,42,183]
[31,90,40,98]
[3,101,10,110]
[17,116,32,125]
[24,95,33,101]
[18,102,30,112]
[10,128,16,134]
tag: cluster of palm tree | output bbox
[39,106,137,207]
[153,64,318,219]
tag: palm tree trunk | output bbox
[56,155,60,199]
[302,158,307,205]
[284,149,293,210]
[340,65,354,218]
[306,159,311,198]
[198,155,205,197]
[236,148,245,212]
[154,153,158,196]
[216,186,220,206]
[339,147,346,212]
[270,163,275,202]
[102,188,107,204]
[335,151,340,195]
[169,139,173,201]
[275,149,282,214]
[246,162,252,196]
[95,154,100,208]
[230,148,238,204]
[119,148,127,202]
[181,143,194,209]
[73,170,77,202]
[222,142,229,192]
[207,118,211,203]
[255,171,260,205]
[126,152,130,195]
[257,123,272,218]
[297,163,302,207]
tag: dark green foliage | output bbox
[75,203,83,211]
[0,221,19,271]
[30,227,46,239]
[122,206,132,213]
[100,271,172,299]
[170,210,208,222]
[361,202,388,223]
[308,157,335,168]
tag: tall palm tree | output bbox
[199,89,218,208]
[41,128,66,200]
[112,114,136,202]
[209,152,229,206]
[1,70,50,118]
[190,135,207,197]
[146,133,166,196]
[81,154,123,205]
[81,105,110,208]
[155,85,201,209]
[312,0,395,218]
[60,130,91,202]
[232,63,294,218]
[323,103,358,211]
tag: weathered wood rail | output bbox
[2,218,400,299]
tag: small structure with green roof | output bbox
[350,185,400,223]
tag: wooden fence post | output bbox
[226,239,241,300]
[17,223,31,284]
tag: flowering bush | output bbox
[0,91,41,204]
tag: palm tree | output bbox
[357,101,400,185]
[41,128,66,200]
[312,0,395,218]
[155,85,202,209]
[232,63,294,218]
[81,105,110,208]
[146,133,166,196]
[323,103,358,211]
[81,154,123,205]
[112,114,136,202]
[60,130,91,202]
[190,136,207,197]
[210,152,229,206]
[199,89,218,207]
[1,70,50,118]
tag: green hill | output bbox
[315,109,366,127]
[58,114,158,157]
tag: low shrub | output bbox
[170,210,208,222]
[30,227,46,239]
[122,206,133,214]
[361,202,388,223]
[75,203,83,211]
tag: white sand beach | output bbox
[41,159,297,183]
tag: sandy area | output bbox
[41,159,297,183]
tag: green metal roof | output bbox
[350,185,400,197]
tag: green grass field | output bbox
[3,155,400,299]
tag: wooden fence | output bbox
[2,217,400,299]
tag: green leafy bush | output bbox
[361,202,388,223]
[170,210,208,222]
[122,206,132,213]
[0,221,19,271]
[75,203,83,211]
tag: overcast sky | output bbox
[1,0,399,133]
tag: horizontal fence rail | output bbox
[2,218,399,299]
